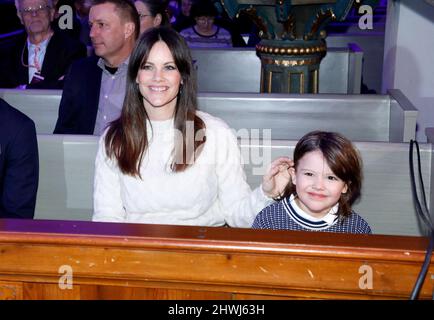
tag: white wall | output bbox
[382,0,434,142]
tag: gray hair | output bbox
[15,0,54,10]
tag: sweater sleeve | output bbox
[92,135,126,222]
[213,124,274,228]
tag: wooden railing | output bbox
[0,219,432,300]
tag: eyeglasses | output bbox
[196,17,214,24]
[139,13,153,19]
[19,4,51,16]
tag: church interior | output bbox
[0,0,433,301]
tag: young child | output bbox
[252,131,372,234]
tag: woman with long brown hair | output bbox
[92,27,291,227]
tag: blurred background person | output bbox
[165,0,178,24]
[171,0,194,31]
[180,0,231,48]
[134,0,169,34]
[74,0,92,52]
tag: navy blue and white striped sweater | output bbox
[252,195,372,234]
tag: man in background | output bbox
[54,0,139,134]
[0,0,86,89]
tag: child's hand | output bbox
[262,157,293,199]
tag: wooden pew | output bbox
[0,219,432,300]
[35,135,433,237]
[0,89,418,142]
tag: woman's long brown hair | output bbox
[104,27,206,177]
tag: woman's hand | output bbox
[262,157,293,199]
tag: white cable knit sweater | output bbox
[92,111,273,227]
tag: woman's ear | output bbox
[289,167,296,185]
[154,14,162,27]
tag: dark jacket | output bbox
[0,98,39,219]
[0,30,86,89]
[53,55,102,134]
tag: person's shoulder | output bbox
[99,127,111,143]
[348,211,370,224]
[258,200,285,218]
[253,200,286,229]
[67,55,100,80]
[70,55,99,70]
[196,110,230,130]
[217,26,231,36]
[0,98,35,132]
[180,27,194,35]
[0,99,33,123]
[347,211,372,233]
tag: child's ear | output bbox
[289,167,296,185]
[342,183,348,194]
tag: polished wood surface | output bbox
[0,219,432,299]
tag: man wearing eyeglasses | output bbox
[0,0,86,89]
[54,0,139,135]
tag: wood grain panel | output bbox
[0,219,432,299]
[23,283,81,300]
[0,281,23,300]
[88,287,231,300]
